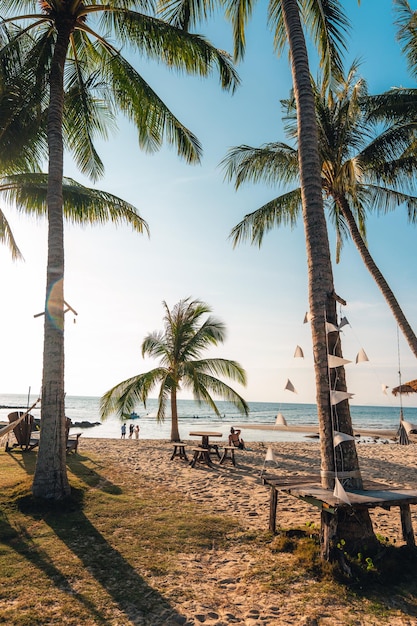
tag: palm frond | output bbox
[0,174,150,233]
[100,368,167,419]
[229,189,302,248]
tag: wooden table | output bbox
[263,474,417,547]
[189,431,222,466]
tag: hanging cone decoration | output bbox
[326,321,339,333]
[333,431,356,447]
[328,354,352,368]
[284,378,297,393]
[381,384,389,395]
[338,316,349,329]
[294,345,304,358]
[356,348,369,364]
[330,390,355,405]
[275,412,287,426]
[333,478,352,505]
[265,446,276,462]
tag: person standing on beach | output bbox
[134,424,140,440]
[129,423,134,439]
[121,423,126,439]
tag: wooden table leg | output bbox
[400,504,415,547]
[269,487,278,533]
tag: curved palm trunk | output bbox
[337,194,417,357]
[32,25,71,499]
[281,0,375,559]
[170,389,181,442]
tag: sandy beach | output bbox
[74,436,417,625]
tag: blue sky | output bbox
[0,0,416,408]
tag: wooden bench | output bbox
[219,445,237,466]
[171,443,188,461]
[190,447,213,468]
[66,433,82,454]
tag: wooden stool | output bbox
[171,444,188,461]
[219,445,237,466]
[209,444,221,459]
[190,447,213,468]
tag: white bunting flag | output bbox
[330,390,355,405]
[328,354,352,368]
[275,412,287,426]
[356,349,369,364]
[326,321,339,333]
[294,345,304,358]
[381,384,389,395]
[333,478,352,505]
[284,379,297,393]
[402,420,416,434]
[265,446,275,462]
[333,431,356,447]
[338,316,349,329]
[303,312,312,324]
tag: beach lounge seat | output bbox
[6,411,39,451]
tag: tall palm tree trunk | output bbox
[32,24,71,499]
[281,0,376,559]
[337,194,417,357]
[170,389,181,442]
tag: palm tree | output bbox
[224,63,417,358]
[0,1,238,500]
[101,298,249,442]
[159,0,376,557]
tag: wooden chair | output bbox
[66,418,82,453]
[6,411,39,451]
[219,445,237,466]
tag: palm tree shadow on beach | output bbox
[17,490,191,625]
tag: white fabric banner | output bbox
[275,412,287,426]
[294,345,304,358]
[330,390,355,405]
[328,354,352,368]
[333,478,352,505]
[284,378,297,393]
[356,348,369,363]
[333,431,356,447]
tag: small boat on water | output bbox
[130,411,140,419]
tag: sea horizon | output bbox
[1,392,415,444]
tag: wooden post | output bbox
[269,487,278,533]
[400,504,415,547]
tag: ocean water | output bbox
[1,393,416,443]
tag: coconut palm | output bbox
[159,0,375,557]
[224,63,417,358]
[101,298,249,442]
[0,1,238,499]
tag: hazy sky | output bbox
[1,0,416,409]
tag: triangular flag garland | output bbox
[333,431,356,447]
[284,379,297,393]
[328,354,352,368]
[381,384,389,395]
[325,321,339,333]
[303,312,313,324]
[294,345,304,358]
[275,412,287,426]
[330,390,355,405]
[338,316,349,329]
[333,478,352,505]
[265,446,275,462]
[356,348,369,364]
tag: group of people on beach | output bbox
[121,422,140,440]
